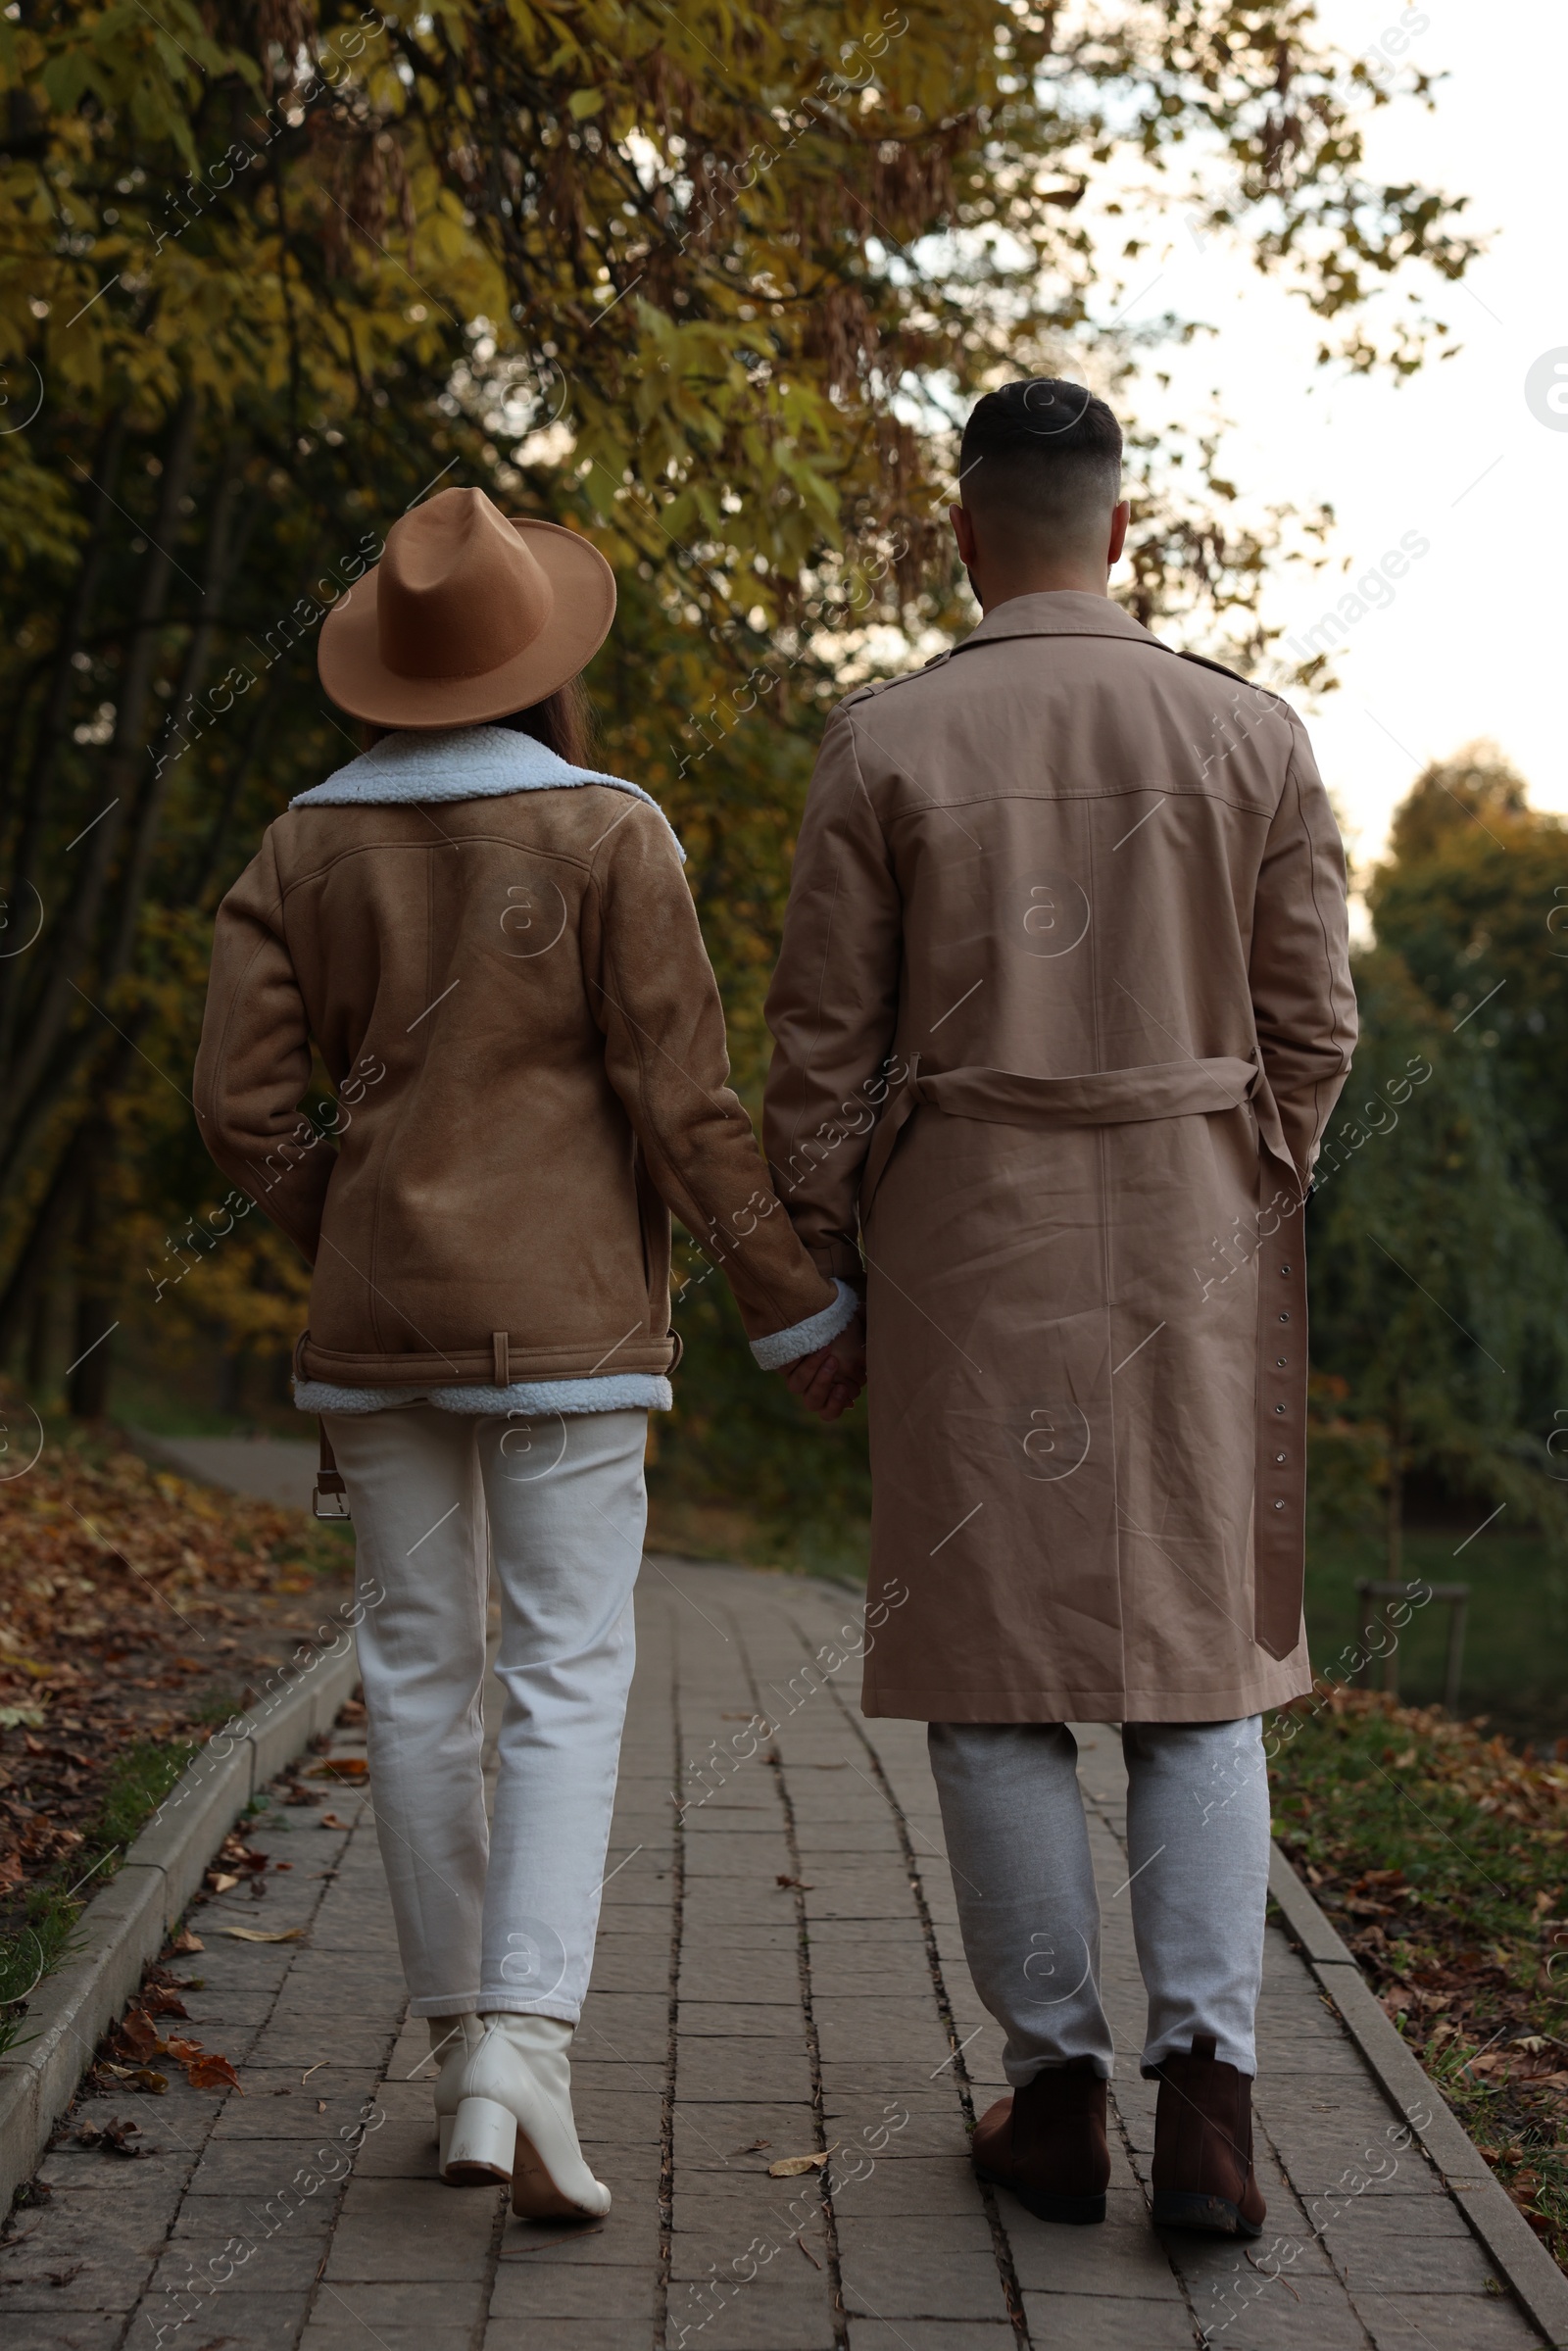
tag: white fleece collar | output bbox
[290,726,684,860]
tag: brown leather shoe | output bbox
[971,2056,1109,2224]
[1151,2033,1265,2237]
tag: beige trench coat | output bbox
[763,593,1356,1722]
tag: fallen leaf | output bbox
[185,2052,243,2093]
[98,2063,169,2093]
[768,2151,831,2179]
[220,1925,306,1943]
[318,1814,349,1831]
[317,2099,327,2114]
[205,1872,240,1895]
[308,1757,368,1780]
[117,2008,162,2062]
[795,2232,822,2268]
[76,2116,151,2158]
[774,1875,813,1890]
[171,1929,204,1954]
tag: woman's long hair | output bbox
[492,675,595,766]
[361,675,596,762]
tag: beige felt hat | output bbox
[318,486,616,729]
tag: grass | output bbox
[0,1737,195,2057]
[1304,1524,1568,1747]
[1269,1689,1568,2266]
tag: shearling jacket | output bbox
[194,729,848,1391]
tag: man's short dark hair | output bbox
[958,380,1123,546]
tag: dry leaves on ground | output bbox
[0,1410,351,1915]
[75,2116,151,2157]
[1271,1686,1568,2260]
[105,1986,243,2095]
[767,2147,835,2178]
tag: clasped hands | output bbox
[780,1312,866,1425]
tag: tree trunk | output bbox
[105,452,250,982]
[1386,1383,1404,1583]
[216,1334,244,1417]
[0,1124,94,1366]
[66,1143,117,1421]
[1383,1381,1405,1694]
[24,1278,52,1396]
[0,388,201,1159]
[0,1029,138,1363]
[0,413,128,1068]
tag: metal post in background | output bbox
[1353,1579,1470,1711]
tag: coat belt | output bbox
[858,1052,1308,1664]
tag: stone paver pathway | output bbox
[1,1554,1548,2350]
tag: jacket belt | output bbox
[858,1052,1308,1663]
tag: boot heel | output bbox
[1017,2186,1106,2226]
[1152,2186,1260,2238]
[445,2096,516,2183]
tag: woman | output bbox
[194,487,858,2220]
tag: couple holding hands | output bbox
[196,379,1353,2238]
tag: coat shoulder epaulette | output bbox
[839,648,954,713]
[1171,645,1292,716]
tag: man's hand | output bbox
[781,1314,866,1425]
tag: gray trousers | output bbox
[927,1718,1270,2083]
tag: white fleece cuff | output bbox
[750,1277,860,1372]
[295,1374,671,1416]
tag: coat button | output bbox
[1272,1498,1286,1510]
[1274,1451,1288,1464]
[1274,1403,1286,1415]
[1280,1265,1291,1275]
[1279,1311,1290,1323]
[1276,1356,1288,1368]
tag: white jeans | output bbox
[322,1404,647,2021]
[927,1718,1271,2082]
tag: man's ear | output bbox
[950,502,979,569]
[1108,498,1131,568]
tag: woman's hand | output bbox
[781,1315,866,1424]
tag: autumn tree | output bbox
[1307,796,1568,1567]
[1367,747,1568,1239]
[0,0,1477,1419]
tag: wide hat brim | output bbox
[318,516,616,729]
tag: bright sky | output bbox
[1089,0,1565,883]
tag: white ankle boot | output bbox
[427,2014,486,2177]
[444,2012,612,2219]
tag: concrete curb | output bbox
[1269,1842,1568,2348]
[0,1629,361,2209]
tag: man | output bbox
[764,379,1355,2236]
